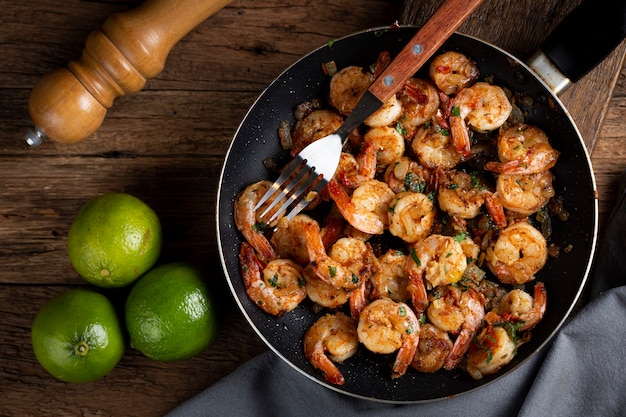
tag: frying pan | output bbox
[217,0,624,403]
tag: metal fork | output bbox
[255,0,484,224]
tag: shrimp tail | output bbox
[349,280,370,319]
[485,160,521,174]
[518,281,547,331]
[485,193,508,229]
[239,242,263,290]
[407,273,428,314]
[392,333,419,379]
[305,342,346,385]
[449,116,471,158]
[444,328,473,370]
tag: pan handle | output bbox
[529,0,626,93]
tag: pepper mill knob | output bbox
[27,0,232,145]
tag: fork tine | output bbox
[266,168,324,223]
[254,156,305,211]
[283,176,327,222]
[258,159,310,219]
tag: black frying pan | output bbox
[217,0,624,403]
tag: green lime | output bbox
[67,193,162,288]
[125,262,219,361]
[31,288,125,383]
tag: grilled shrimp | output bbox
[328,66,374,116]
[364,94,403,127]
[437,169,489,219]
[411,323,453,373]
[234,181,277,266]
[492,281,547,332]
[485,221,548,285]
[303,266,351,309]
[429,51,479,95]
[329,237,378,285]
[449,82,512,157]
[304,312,359,385]
[270,214,318,266]
[411,124,462,169]
[426,285,485,370]
[409,234,467,288]
[290,109,344,156]
[357,298,420,378]
[327,179,395,235]
[397,78,440,136]
[383,156,433,194]
[387,191,437,243]
[335,141,377,190]
[364,125,405,167]
[466,324,516,380]
[303,221,368,291]
[496,171,555,215]
[239,242,306,316]
[486,123,560,174]
[370,249,410,302]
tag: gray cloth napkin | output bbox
[168,170,626,417]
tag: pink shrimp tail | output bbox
[449,116,471,158]
[485,193,508,229]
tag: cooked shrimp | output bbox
[411,124,462,169]
[492,282,547,332]
[387,191,436,243]
[484,221,548,285]
[496,171,555,215]
[290,109,344,156]
[426,285,485,370]
[357,298,420,378]
[303,221,365,291]
[303,266,351,309]
[486,124,560,174]
[328,237,378,285]
[429,51,479,95]
[449,82,512,157]
[270,214,318,266]
[370,250,410,302]
[234,181,277,266]
[437,170,489,219]
[364,94,403,127]
[304,312,359,385]
[328,66,374,116]
[363,125,405,167]
[411,323,453,373]
[239,242,306,316]
[466,325,516,380]
[383,156,433,194]
[397,78,440,135]
[409,234,467,288]
[327,179,395,235]
[334,141,377,190]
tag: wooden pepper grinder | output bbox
[26,0,232,146]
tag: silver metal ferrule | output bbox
[527,51,572,95]
[25,126,46,147]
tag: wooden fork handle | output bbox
[368,0,484,102]
[28,0,232,144]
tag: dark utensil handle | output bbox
[542,0,626,82]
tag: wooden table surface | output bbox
[1,0,624,415]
